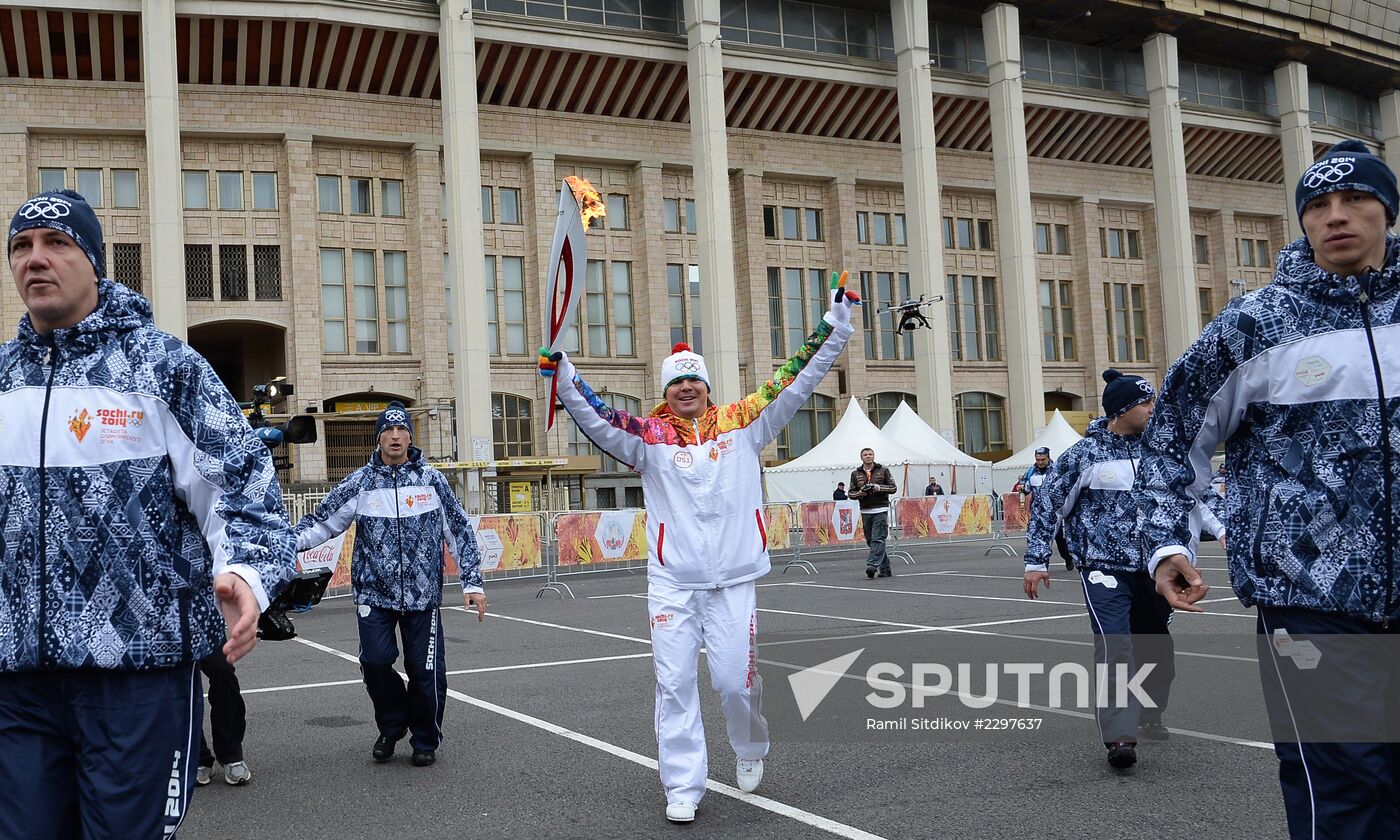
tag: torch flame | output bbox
[564,176,606,229]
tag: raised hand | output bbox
[538,347,564,378]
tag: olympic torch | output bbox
[542,176,605,430]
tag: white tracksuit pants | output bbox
[648,579,770,806]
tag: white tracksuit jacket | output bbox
[556,316,854,586]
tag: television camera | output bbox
[244,378,329,639]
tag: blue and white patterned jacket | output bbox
[294,447,483,611]
[1138,235,1400,623]
[0,280,296,672]
[1024,418,1146,573]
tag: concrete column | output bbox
[410,145,452,407]
[633,161,668,383]
[0,133,27,327]
[1381,90,1400,230]
[682,0,741,403]
[439,0,493,467]
[732,169,769,393]
[283,133,327,481]
[140,0,187,338]
[1275,61,1313,241]
[527,151,557,445]
[1072,197,1111,411]
[890,0,955,440]
[981,3,1043,449]
[829,175,865,400]
[1143,33,1199,359]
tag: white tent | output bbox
[763,399,945,503]
[992,409,1085,494]
[879,401,992,495]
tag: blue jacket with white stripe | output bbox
[0,280,297,672]
[1137,235,1400,623]
[1024,418,1145,573]
[294,446,482,612]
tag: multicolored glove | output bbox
[824,270,861,328]
[538,347,564,377]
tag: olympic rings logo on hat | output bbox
[674,359,701,373]
[17,197,72,221]
[1136,380,1154,395]
[1303,161,1355,189]
[383,409,408,424]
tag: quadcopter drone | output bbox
[878,294,944,335]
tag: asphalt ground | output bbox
[179,539,1287,840]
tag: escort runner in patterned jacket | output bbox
[1136,139,1400,840]
[294,403,483,766]
[1025,417,1148,574]
[1023,370,1182,768]
[544,287,856,823]
[0,279,296,670]
[0,189,296,840]
[1139,234,1400,624]
[294,442,484,611]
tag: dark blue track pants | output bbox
[358,605,447,753]
[0,665,202,839]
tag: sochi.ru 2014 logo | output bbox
[69,408,92,443]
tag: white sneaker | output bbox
[223,761,252,786]
[196,766,212,787]
[736,757,764,793]
[665,802,696,823]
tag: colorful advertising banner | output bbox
[554,510,649,566]
[1002,492,1030,534]
[896,495,994,540]
[310,515,545,595]
[797,500,866,546]
[763,503,794,551]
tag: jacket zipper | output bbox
[37,343,59,668]
[392,464,405,612]
[1359,282,1394,628]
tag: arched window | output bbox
[492,393,534,459]
[866,392,916,428]
[955,392,1006,456]
[776,393,837,460]
[568,393,641,473]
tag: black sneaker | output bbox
[412,749,436,767]
[1064,558,1075,571]
[1138,721,1169,741]
[372,735,399,763]
[1107,741,1137,769]
[866,568,876,579]
[877,570,892,578]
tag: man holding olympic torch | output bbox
[540,266,858,823]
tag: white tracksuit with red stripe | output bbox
[555,315,853,807]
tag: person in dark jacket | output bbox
[1138,139,1400,839]
[0,189,296,839]
[295,402,486,768]
[923,479,944,496]
[850,448,897,578]
[1024,370,1181,770]
[833,481,847,500]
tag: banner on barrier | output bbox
[895,495,992,539]
[297,529,350,574]
[555,510,649,566]
[798,500,866,546]
[763,504,793,551]
[299,515,545,589]
[463,515,546,573]
[1002,493,1030,533]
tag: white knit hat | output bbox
[660,342,711,393]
